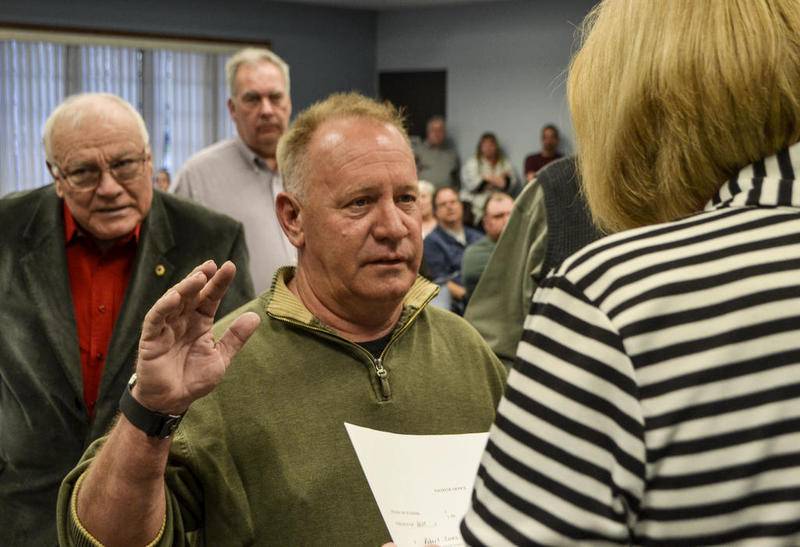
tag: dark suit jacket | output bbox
[0,186,255,546]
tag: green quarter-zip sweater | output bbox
[59,267,507,547]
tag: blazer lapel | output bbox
[19,188,83,400]
[98,194,176,401]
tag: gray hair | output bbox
[486,191,513,207]
[418,180,435,197]
[226,47,291,98]
[426,115,445,129]
[42,93,149,164]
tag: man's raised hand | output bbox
[132,260,261,415]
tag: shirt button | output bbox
[96,352,103,361]
[98,304,106,313]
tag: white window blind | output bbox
[0,40,65,192]
[1,36,237,197]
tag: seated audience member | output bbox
[464,157,600,367]
[463,1,800,544]
[523,124,563,181]
[412,115,461,190]
[424,186,483,315]
[58,92,506,547]
[0,93,254,546]
[461,132,520,224]
[418,179,438,238]
[461,192,513,298]
[154,168,170,191]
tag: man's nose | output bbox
[259,97,275,116]
[94,168,124,196]
[374,200,409,241]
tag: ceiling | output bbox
[277,0,505,10]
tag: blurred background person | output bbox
[424,186,481,315]
[523,123,562,182]
[173,48,296,294]
[418,179,437,238]
[413,115,461,190]
[461,191,513,299]
[461,131,520,225]
[153,168,170,191]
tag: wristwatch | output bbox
[118,373,184,439]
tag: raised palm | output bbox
[133,260,260,414]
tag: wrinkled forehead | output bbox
[52,102,145,157]
[305,117,415,194]
[233,60,286,94]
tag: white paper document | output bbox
[345,422,489,547]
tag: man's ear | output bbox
[48,163,65,197]
[276,192,304,248]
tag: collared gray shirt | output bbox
[412,140,461,190]
[173,137,297,294]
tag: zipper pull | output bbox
[373,357,391,400]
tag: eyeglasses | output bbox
[51,151,149,191]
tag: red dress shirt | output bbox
[63,202,139,419]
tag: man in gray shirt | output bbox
[412,115,460,190]
[173,48,296,294]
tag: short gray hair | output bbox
[226,47,291,98]
[42,93,149,164]
[418,180,435,197]
[426,115,445,129]
[486,191,513,208]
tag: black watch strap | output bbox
[119,374,184,439]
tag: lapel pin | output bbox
[155,264,166,277]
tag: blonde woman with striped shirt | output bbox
[463,0,800,544]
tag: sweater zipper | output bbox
[371,354,391,400]
[350,342,393,400]
[362,303,428,400]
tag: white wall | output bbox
[378,0,596,176]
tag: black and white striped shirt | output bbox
[462,143,800,545]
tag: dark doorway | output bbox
[378,70,447,139]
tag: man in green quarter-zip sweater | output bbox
[57,92,507,547]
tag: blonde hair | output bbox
[43,93,149,163]
[226,47,290,98]
[277,92,408,200]
[568,0,800,232]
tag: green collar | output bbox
[264,266,439,335]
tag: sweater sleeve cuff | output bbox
[68,471,167,547]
